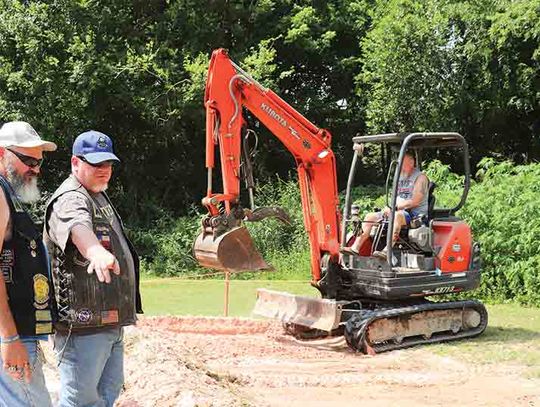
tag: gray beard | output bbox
[6,165,40,203]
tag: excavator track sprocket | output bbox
[344,300,488,354]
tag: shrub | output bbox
[133,159,540,307]
[246,176,307,257]
[129,215,202,276]
[459,159,540,306]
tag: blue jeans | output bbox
[0,339,52,407]
[54,327,124,407]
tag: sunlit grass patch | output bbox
[430,304,540,375]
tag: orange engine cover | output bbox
[432,220,472,273]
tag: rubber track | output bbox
[344,300,488,353]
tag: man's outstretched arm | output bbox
[71,224,120,284]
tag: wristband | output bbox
[1,334,20,344]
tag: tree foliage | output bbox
[361,0,540,162]
[0,2,537,287]
[0,0,372,223]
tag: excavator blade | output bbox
[252,289,344,331]
[193,226,272,272]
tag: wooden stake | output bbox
[224,270,230,316]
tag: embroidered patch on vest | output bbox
[33,274,50,310]
[11,197,24,213]
[35,310,52,322]
[29,239,37,257]
[35,322,53,334]
[0,248,14,283]
[95,225,112,251]
[76,308,93,324]
[101,310,119,324]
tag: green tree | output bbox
[359,0,540,162]
[0,0,371,224]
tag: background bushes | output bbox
[136,159,540,306]
[459,160,540,305]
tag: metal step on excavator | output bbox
[193,48,487,353]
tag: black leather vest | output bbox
[0,175,54,336]
[44,176,142,332]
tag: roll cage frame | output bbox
[341,132,471,265]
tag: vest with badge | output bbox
[44,175,142,332]
[0,175,54,336]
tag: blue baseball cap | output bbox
[72,131,120,164]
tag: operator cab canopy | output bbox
[352,132,466,149]
[349,132,471,219]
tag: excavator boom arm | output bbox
[202,48,341,281]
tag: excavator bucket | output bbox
[193,226,272,272]
[252,289,344,331]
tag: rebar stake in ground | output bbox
[224,270,230,316]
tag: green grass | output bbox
[430,303,540,376]
[140,278,316,316]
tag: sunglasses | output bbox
[7,149,43,169]
[77,156,114,168]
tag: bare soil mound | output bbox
[43,316,540,406]
[117,316,540,406]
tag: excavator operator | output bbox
[342,151,430,258]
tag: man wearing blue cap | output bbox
[44,130,143,407]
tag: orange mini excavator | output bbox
[193,49,487,353]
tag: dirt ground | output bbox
[42,316,540,407]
